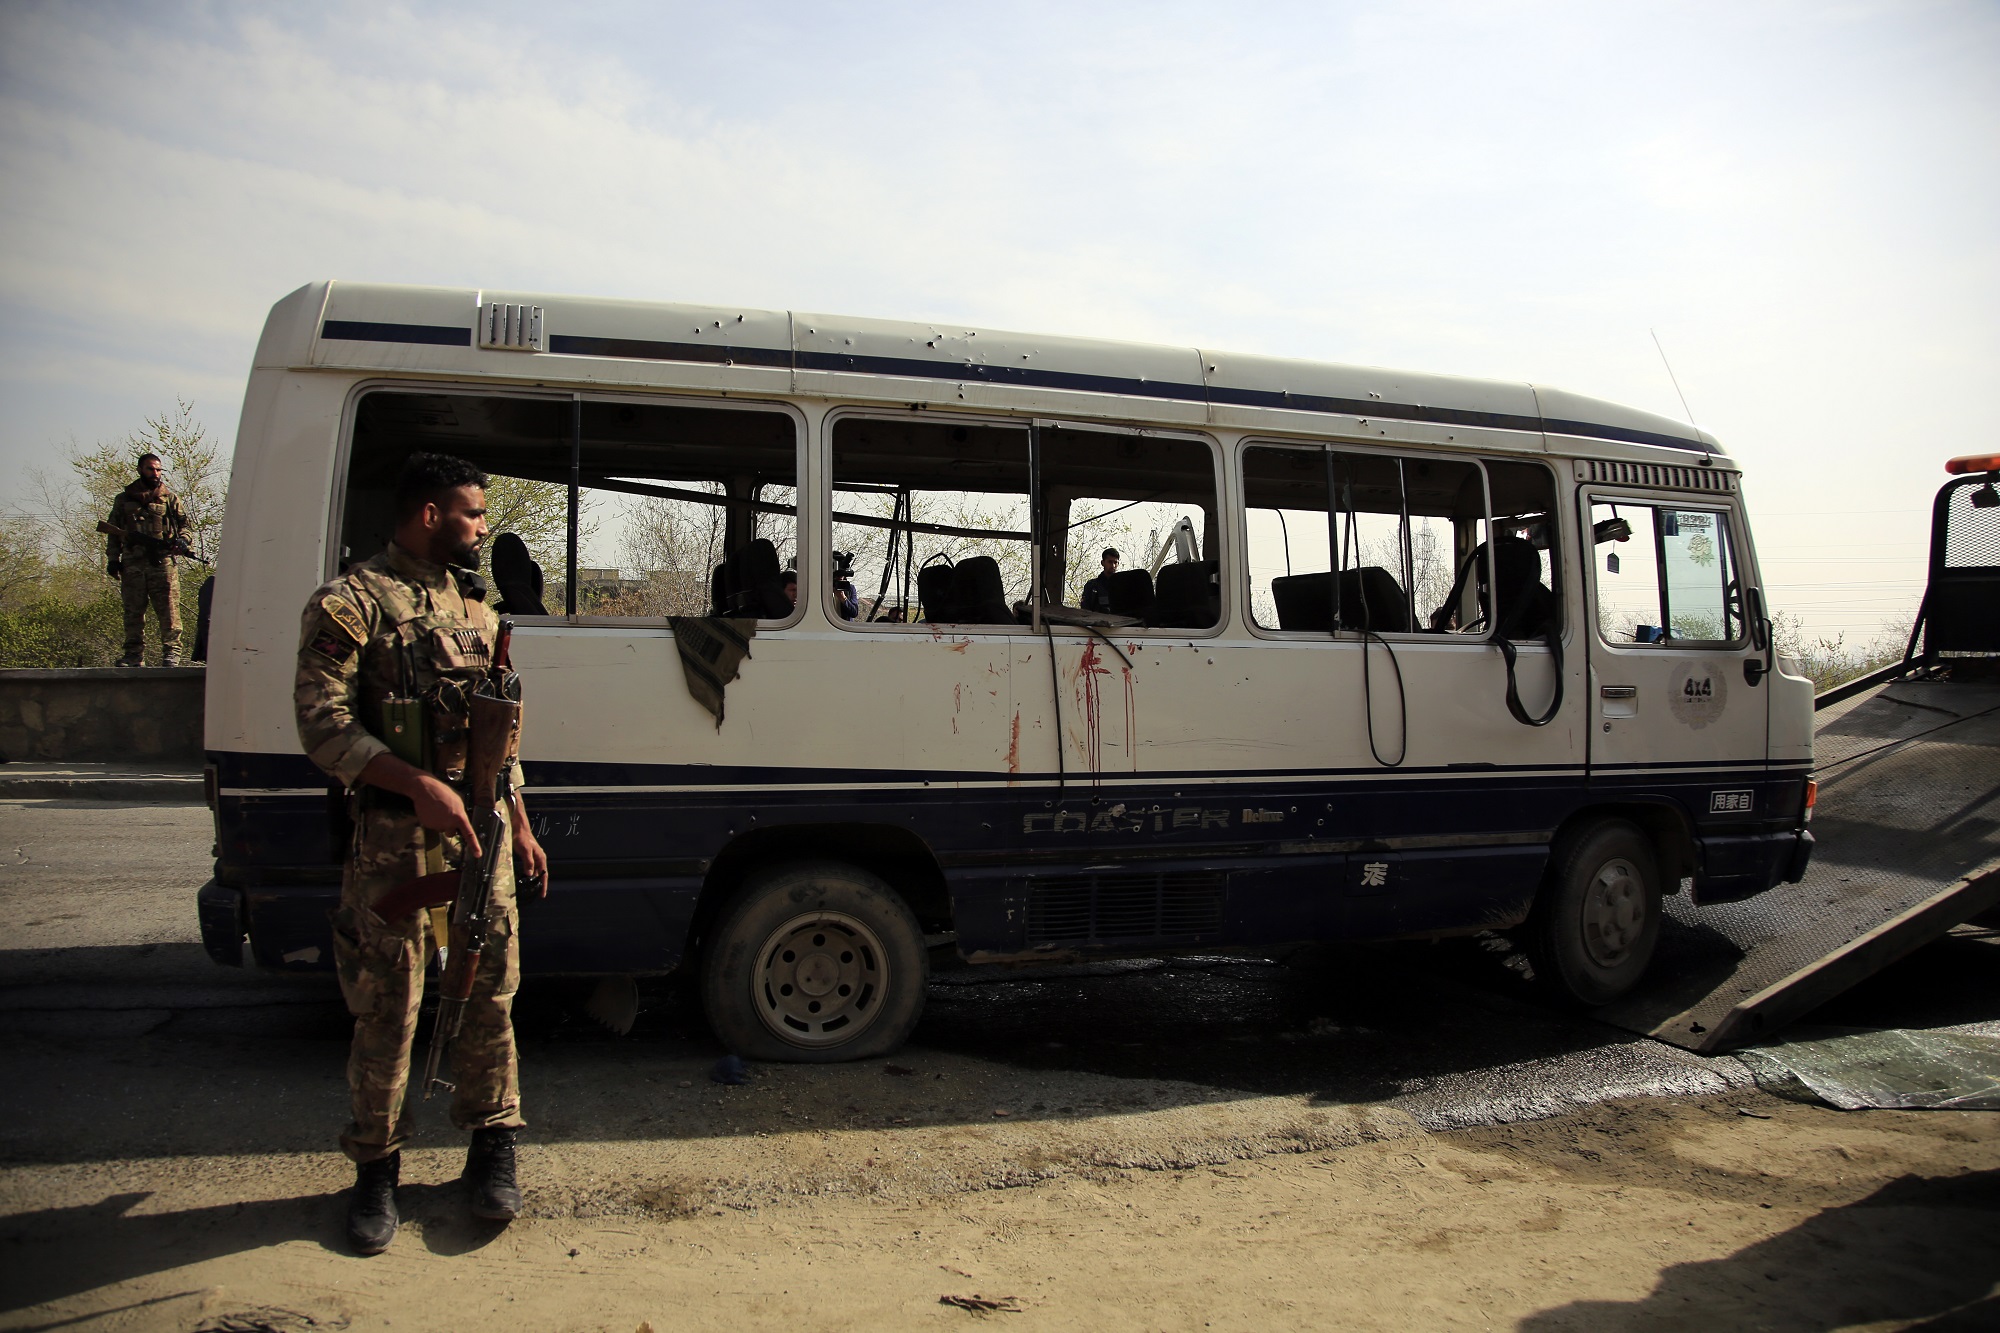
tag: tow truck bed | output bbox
[1597,675,2000,1053]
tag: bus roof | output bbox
[254,281,1727,460]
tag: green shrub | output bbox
[0,591,127,667]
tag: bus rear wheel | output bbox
[700,860,928,1062]
[1521,819,1662,1007]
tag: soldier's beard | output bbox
[446,540,483,571]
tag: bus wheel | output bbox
[701,860,928,1062]
[1522,820,1662,1007]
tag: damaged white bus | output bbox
[197,282,1816,1060]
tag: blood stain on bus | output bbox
[1076,640,1110,776]
[1006,711,1021,776]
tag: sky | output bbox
[1,0,1994,646]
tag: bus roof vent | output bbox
[478,300,544,352]
[1575,459,1738,493]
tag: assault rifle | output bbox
[96,520,210,565]
[372,618,526,1100]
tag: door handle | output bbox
[1599,685,1637,699]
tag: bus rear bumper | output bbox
[1693,828,1814,906]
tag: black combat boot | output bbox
[346,1151,400,1255]
[464,1126,521,1221]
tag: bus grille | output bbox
[1025,871,1227,946]
[1574,458,1738,493]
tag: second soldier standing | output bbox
[104,452,190,666]
[294,452,550,1256]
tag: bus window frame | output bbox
[1236,436,1496,644]
[329,379,809,631]
[1582,487,1751,652]
[822,405,1228,636]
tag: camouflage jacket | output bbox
[294,543,526,794]
[105,482,188,562]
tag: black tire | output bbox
[1521,819,1662,1007]
[700,860,928,1062]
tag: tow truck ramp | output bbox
[1599,461,2000,1054]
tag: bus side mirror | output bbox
[1744,586,1773,684]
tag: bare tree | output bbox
[29,399,226,567]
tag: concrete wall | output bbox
[0,668,205,764]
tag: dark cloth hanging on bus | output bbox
[667,616,758,729]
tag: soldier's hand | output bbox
[513,821,550,899]
[412,772,482,857]
[107,559,121,578]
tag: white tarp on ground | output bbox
[1736,1023,2000,1110]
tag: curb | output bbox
[0,776,204,802]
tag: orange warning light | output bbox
[1945,454,2000,475]
[1803,778,1818,822]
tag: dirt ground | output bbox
[2,1079,1996,1331]
[2,801,1997,1330]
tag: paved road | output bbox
[1,796,1994,1170]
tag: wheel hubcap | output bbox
[1581,857,1646,967]
[753,911,887,1048]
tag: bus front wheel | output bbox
[1521,819,1662,1007]
[700,860,928,1062]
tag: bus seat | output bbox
[1099,568,1156,618]
[918,560,959,623]
[1269,568,1409,633]
[1150,559,1218,629]
[718,538,787,618]
[1488,534,1558,639]
[952,556,1014,624]
[491,533,549,616]
[1341,566,1409,633]
[1271,571,1334,632]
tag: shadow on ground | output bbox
[0,941,1663,1165]
[1518,1169,2000,1331]
[0,1184,514,1315]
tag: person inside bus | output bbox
[830,550,860,620]
[782,569,798,607]
[1081,548,1120,613]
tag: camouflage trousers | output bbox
[119,557,180,664]
[331,800,523,1164]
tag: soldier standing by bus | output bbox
[294,452,550,1256]
[104,452,189,666]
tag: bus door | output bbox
[1583,489,1770,814]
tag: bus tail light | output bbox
[1803,778,1818,823]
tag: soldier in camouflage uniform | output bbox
[105,453,190,666]
[294,452,550,1256]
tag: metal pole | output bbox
[567,397,580,617]
[1028,422,1043,632]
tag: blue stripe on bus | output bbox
[217,758,1806,974]
[320,320,472,346]
[212,748,1798,794]
[308,321,1710,456]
